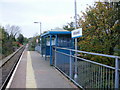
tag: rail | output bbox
[0,45,25,90]
[52,46,120,89]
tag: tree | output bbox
[17,34,24,45]
[77,2,120,65]
[0,26,13,58]
[5,25,21,51]
[28,34,40,51]
[23,37,29,44]
[0,25,23,59]
[5,24,21,39]
[63,22,75,31]
[78,2,120,55]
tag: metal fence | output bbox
[52,47,120,89]
[35,45,41,53]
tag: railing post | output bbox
[74,51,78,82]
[69,50,72,78]
[115,57,119,88]
[54,47,57,67]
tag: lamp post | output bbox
[34,22,41,35]
[74,0,78,82]
[34,22,42,54]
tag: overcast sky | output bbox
[0,0,97,38]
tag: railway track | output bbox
[0,45,25,90]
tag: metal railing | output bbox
[52,47,120,89]
[35,45,41,53]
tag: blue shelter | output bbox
[41,30,74,65]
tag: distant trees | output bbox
[5,25,21,40]
[17,34,24,45]
[0,25,28,59]
[28,34,40,51]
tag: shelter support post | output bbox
[45,37,47,60]
[50,35,52,65]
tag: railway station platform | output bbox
[8,48,77,88]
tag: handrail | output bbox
[53,46,120,59]
[53,46,120,88]
[54,50,116,70]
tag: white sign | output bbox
[36,39,39,43]
[72,28,82,38]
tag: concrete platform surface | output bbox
[9,48,77,88]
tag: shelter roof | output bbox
[41,30,71,37]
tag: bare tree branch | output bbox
[5,24,21,38]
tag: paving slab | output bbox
[30,51,75,88]
[10,48,77,88]
[10,50,27,88]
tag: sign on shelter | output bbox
[72,28,82,38]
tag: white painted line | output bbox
[26,51,37,88]
[6,49,25,89]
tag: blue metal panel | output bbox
[46,46,50,55]
[56,48,75,64]
[49,31,71,35]
[57,48,70,54]
[41,37,46,56]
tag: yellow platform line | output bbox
[26,51,37,88]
